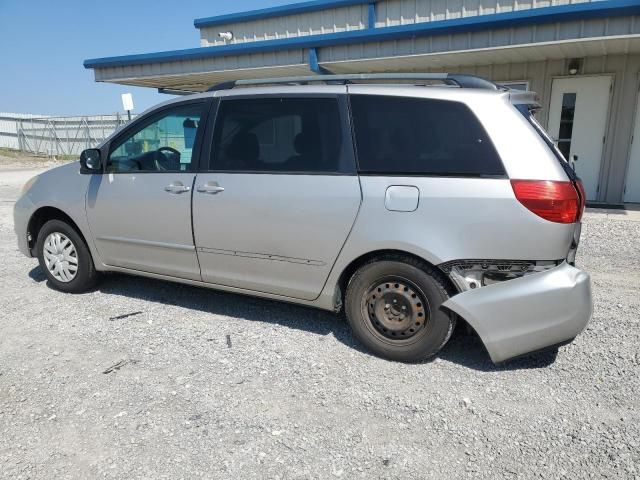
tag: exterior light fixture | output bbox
[218,31,233,41]
[568,58,581,75]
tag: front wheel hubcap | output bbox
[43,232,78,283]
[365,280,428,339]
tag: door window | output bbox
[210,97,353,174]
[557,93,577,161]
[108,102,205,173]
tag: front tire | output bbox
[36,219,100,293]
[345,257,456,362]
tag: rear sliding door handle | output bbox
[197,182,225,194]
[164,182,191,194]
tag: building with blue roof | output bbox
[84,0,640,204]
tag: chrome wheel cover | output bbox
[43,232,78,283]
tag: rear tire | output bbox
[345,256,456,362]
[36,219,100,293]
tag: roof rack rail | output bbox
[207,73,501,91]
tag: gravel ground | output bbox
[1,162,639,479]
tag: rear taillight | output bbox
[574,179,586,221]
[511,180,580,224]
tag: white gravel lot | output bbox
[0,159,639,479]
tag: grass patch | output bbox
[0,148,39,158]
[0,148,77,161]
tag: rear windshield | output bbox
[350,95,505,177]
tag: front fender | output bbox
[13,192,35,257]
[18,162,105,269]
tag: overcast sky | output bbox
[0,0,297,116]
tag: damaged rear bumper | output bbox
[442,262,592,363]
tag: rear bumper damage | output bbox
[442,262,592,363]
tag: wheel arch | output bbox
[27,206,89,255]
[333,249,459,311]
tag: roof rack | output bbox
[207,73,501,91]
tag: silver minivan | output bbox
[14,74,592,364]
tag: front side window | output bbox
[210,97,352,174]
[350,95,505,176]
[108,102,205,173]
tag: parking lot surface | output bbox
[1,160,639,479]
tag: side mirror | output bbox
[80,149,102,174]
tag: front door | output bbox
[192,96,361,300]
[547,75,612,201]
[86,101,208,280]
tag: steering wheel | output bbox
[154,146,181,171]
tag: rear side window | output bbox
[350,95,505,176]
[211,97,354,174]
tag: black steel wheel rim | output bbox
[362,276,430,343]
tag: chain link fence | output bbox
[0,113,136,157]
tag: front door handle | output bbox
[197,181,225,194]
[164,182,191,194]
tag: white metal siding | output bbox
[199,5,368,47]
[375,0,595,27]
[321,16,640,62]
[94,49,308,83]
[197,0,599,47]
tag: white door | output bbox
[624,94,640,203]
[548,76,612,201]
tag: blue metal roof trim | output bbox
[194,0,376,28]
[309,47,322,73]
[367,2,376,29]
[85,0,640,70]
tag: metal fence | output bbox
[0,112,135,157]
[0,112,46,151]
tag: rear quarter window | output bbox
[515,104,569,164]
[349,95,505,176]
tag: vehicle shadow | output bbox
[99,270,360,352]
[29,266,559,372]
[440,329,560,372]
[28,265,47,282]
